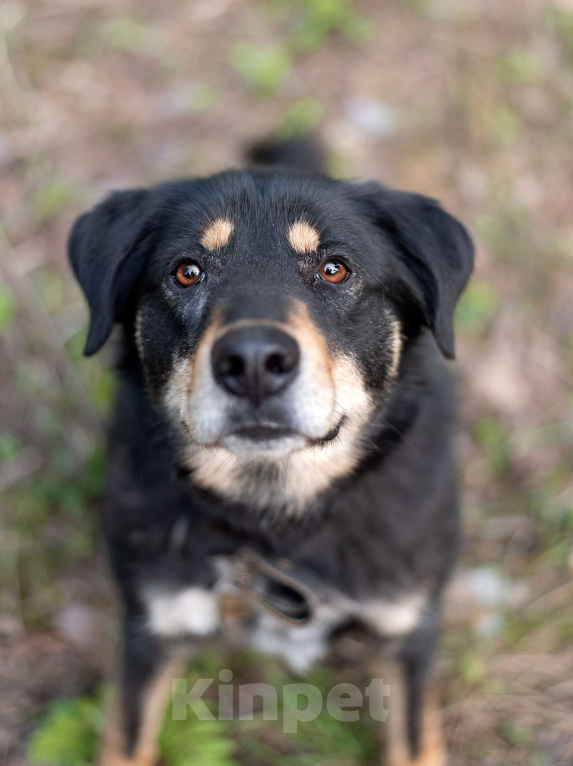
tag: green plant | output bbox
[277,97,324,138]
[473,417,512,478]
[497,50,543,84]
[31,178,73,223]
[161,715,237,766]
[0,283,16,332]
[455,280,499,336]
[230,42,292,96]
[28,695,104,765]
[273,0,374,52]
[231,1,374,97]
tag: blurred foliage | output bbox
[99,15,157,56]
[473,417,512,479]
[269,0,374,52]
[0,432,22,465]
[28,694,104,766]
[497,50,543,85]
[545,7,573,59]
[31,179,74,223]
[497,721,532,749]
[276,97,324,138]
[455,280,498,336]
[230,42,292,97]
[5,445,105,624]
[0,283,16,331]
[232,0,373,96]
[491,103,521,148]
[29,650,379,766]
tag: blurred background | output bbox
[1,0,572,764]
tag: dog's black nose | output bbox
[212,326,300,406]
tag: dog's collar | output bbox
[226,549,328,627]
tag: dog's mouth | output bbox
[219,417,345,457]
[228,424,296,442]
[229,419,342,443]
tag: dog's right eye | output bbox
[172,261,205,287]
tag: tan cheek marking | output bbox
[163,313,222,427]
[163,356,193,424]
[289,300,333,382]
[200,219,233,250]
[288,221,320,253]
[387,319,403,382]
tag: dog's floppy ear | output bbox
[354,183,474,359]
[69,189,157,356]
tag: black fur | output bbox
[69,138,473,761]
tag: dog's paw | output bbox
[387,740,446,766]
[98,738,158,766]
[98,751,157,766]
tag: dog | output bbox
[69,137,474,766]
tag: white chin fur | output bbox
[221,433,307,459]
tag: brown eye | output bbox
[173,261,204,287]
[318,259,350,284]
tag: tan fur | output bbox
[387,318,403,383]
[287,221,320,253]
[382,663,446,766]
[163,354,194,425]
[99,657,183,766]
[200,219,234,250]
[161,310,224,429]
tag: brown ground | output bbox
[1,0,573,764]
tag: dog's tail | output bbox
[246,135,327,174]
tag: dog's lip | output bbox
[316,418,345,444]
[227,424,297,442]
[225,417,345,445]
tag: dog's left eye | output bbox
[317,259,350,284]
[172,261,205,287]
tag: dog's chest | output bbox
[142,550,426,672]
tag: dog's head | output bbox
[69,168,473,513]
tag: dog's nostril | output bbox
[266,352,288,375]
[221,354,244,378]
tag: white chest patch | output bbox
[145,587,219,638]
[250,607,342,674]
[144,575,426,661]
[359,593,426,637]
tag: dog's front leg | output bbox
[376,619,446,766]
[99,617,184,766]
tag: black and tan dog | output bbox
[69,138,473,765]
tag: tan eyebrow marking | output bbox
[200,219,234,250]
[288,221,320,253]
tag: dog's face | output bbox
[70,170,473,512]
